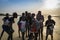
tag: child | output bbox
[28,13,38,40]
[19,13,26,40]
[0,13,10,40]
[17,13,26,38]
[45,15,55,40]
[28,18,37,40]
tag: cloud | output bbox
[43,0,59,9]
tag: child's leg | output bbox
[45,34,48,40]
[34,33,38,40]
[18,29,20,38]
[51,30,53,40]
[26,27,28,37]
[28,33,33,40]
[27,24,30,37]
[45,30,49,40]
[51,35,53,40]
[41,27,43,40]
[7,35,10,40]
[38,29,40,40]
[22,32,25,40]
[10,33,13,40]
[0,30,4,40]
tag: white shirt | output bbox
[4,19,10,26]
[20,21,26,32]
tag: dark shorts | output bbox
[46,29,53,35]
[26,22,30,30]
[2,25,10,34]
[2,25,14,34]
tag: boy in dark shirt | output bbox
[25,12,32,37]
[7,12,18,40]
[45,15,55,40]
[0,13,9,40]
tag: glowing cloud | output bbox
[44,0,58,9]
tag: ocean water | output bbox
[0,15,60,40]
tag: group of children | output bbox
[0,11,55,40]
[17,11,55,40]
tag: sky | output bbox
[0,0,59,14]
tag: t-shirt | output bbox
[2,17,10,31]
[36,19,41,30]
[3,17,10,26]
[45,19,55,29]
[36,15,44,27]
[26,16,32,25]
[30,18,37,33]
[18,16,26,29]
[20,21,26,32]
[4,19,10,26]
[9,17,15,27]
[8,17,15,32]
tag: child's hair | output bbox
[13,12,18,18]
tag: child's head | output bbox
[48,15,52,20]
[13,12,18,18]
[32,13,35,18]
[6,13,9,17]
[22,13,25,16]
[38,11,41,15]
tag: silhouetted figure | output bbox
[17,13,26,38]
[31,13,38,40]
[19,13,26,40]
[25,12,32,37]
[45,15,55,40]
[7,12,18,40]
[28,13,36,40]
[17,18,21,38]
[36,11,44,40]
[25,11,29,37]
[0,13,9,40]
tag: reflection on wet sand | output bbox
[0,15,60,40]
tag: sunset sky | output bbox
[0,0,59,14]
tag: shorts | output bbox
[46,29,53,35]
[2,25,14,34]
[2,25,11,34]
